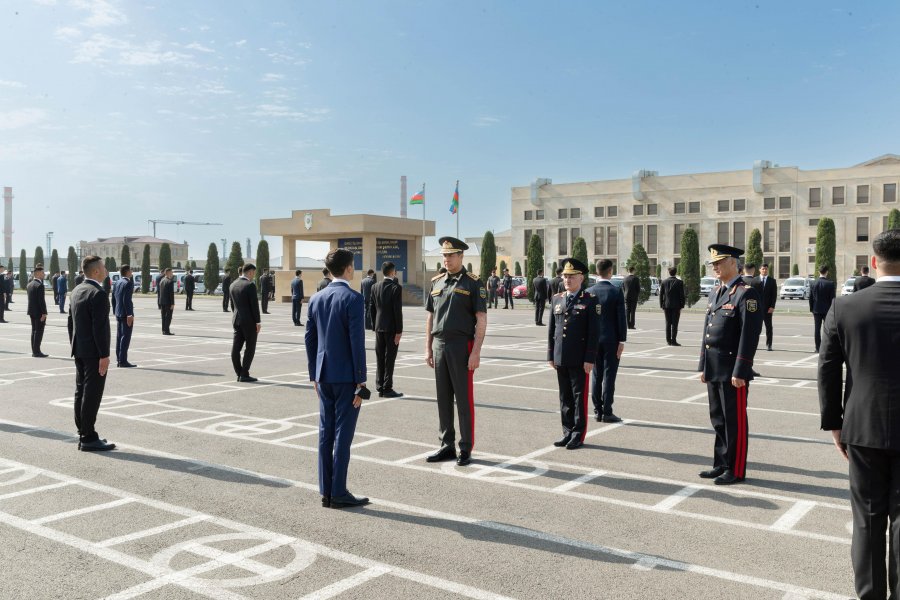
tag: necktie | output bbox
[566,293,576,310]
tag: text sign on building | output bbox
[337,238,363,271]
[376,238,408,282]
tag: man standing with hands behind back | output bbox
[588,259,627,423]
[659,266,685,346]
[622,266,640,329]
[158,268,175,335]
[758,263,777,351]
[291,269,305,326]
[532,268,549,326]
[112,265,137,368]
[26,264,48,357]
[809,265,836,353]
[370,261,404,399]
[230,264,262,383]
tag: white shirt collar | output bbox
[332,276,350,285]
[85,277,101,286]
[877,275,900,282]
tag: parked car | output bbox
[780,277,810,300]
[497,276,525,298]
[609,275,625,289]
[512,282,527,298]
[841,277,857,296]
[649,276,660,296]
[700,277,718,297]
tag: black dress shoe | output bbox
[238,375,258,383]
[602,414,622,423]
[321,496,330,508]
[79,439,116,452]
[767,345,772,351]
[565,437,583,450]
[119,362,137,368]
[536,322,545,326]
[330,492,369,508]
[425,446,457,463]
[594,413,602,422]
[714,470,745,485]
[751,369,760,377]
[699,466,726,479]
[671,341,681,347]
[553,434,572,447]
[380,389,403,398]
[456,451,471,466]
[32,353,49,358]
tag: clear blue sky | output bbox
[2,0,898,261]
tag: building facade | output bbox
[79,236,189,267]
[511,155,900,281]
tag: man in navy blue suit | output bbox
[111,265,137,368]
[305,248,369,509]
[587,259,627,423]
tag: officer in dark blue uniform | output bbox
[547,258,600,450]
[698,244,764,485]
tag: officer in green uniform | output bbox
[425,237,488,466]
[698,244,763,485]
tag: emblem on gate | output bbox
[304,212,313,230]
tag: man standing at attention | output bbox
[0,265,6,323]
[317,267,332,292]
[758,263,778,351]
[291,269,304,326]
[370,261,403,399]
[230,263,262,383]
[56,270,68,314]
[221,272,233,312]
[501,268,514,309]
[809,265,836,353]
[819,230,900,600]
[852,265,876,292]
[158,268,175,336]
[425,237,487,467]
[112,265,137,368]
[588,259,627,423]
[532,268,549,326]
[260,269,272,314]
[549,267,564,297]
[698,244,763,485]
[183,269,195,311]
[622,266,640,329]
[659,266,685,346]
[51,271,59,307]
[361,269,376,331]
[68,256,115,452]
[487,268,500,310]
[26,264,48,357]
[305,248,369,509]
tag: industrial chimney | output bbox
[400,175,407,218]
[2,187,12,260]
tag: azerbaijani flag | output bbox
[410,186,424,205]
[449,181,459,214]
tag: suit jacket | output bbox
[622,274,640,303]
[222,275,232,294]
[548,276,562,296]
[659,276,685,310]
[360,275,376,302]
[819,281,900,449]
[852,275,876,292]
[317,277,331,292]
[305,280,367,384]
[51,275,59,293]
[587,280,628,345]
[809,277,836,314]
[26,279,47,317]
[75,274,85,286]
[759,276,778,310]
[698,279,763,381]
[532,276,549,301]
[229,276,261,329]
[57,276,68,294]
[260,274,272,294]
[370,277,403,334]
[291,276,304,300]
[112,277,134,318]
[68,280,111,359]
[184,274,195,293]
[158,277,175,307]
[547,289,600,367]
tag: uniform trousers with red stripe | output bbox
[706,381,749,477]
[433,337,475,453]
[556,367,589,441]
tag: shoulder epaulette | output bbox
[467,272,480,281]
[553,291,565,298]
[431,273,446,282]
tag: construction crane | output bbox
[148,220,222,238]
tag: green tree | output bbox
[514,261,522,276]
[204,243,220,295]
[525,233,544,301]
[655,263,662,280]
[5,257,11,273]
[479,231,497,283]
[815,217,837,283]
[852,267,861,276]
[746,228,763,269]
[680,227,701,307]
[467,262,473,273]
[625,243,651,304]
[34,246,44,268]
[66,246,78,288]
[224,241,243,279]
[571,237,588,271]
[701,264,706,277]
[255,239,270,288]
[792,263,799,276]
[499,259,507,273]
[158,243,172,271]
[140,244,151,293]
[103,257,111,272]
[588,262,597,275]
[888,208,900,230]
[18,249,27,288]
[435,261,441,271]
[551,261,558,275]
[120,244,131,267]
[108,256,117,273]
[49,249,60,275]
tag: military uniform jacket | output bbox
[425,267,487,340]
[698,279,764,382]
[547,289,600,367]
[26,279,47,317]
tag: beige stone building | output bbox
[79,236,189,267]
[510,155,900,281]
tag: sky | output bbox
[2,0,899,262]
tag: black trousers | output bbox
[534,298,546,324]
[223,292,231,311]
[504,290,514,309]
[292,298,303,324]
[0,298,4,321]
[814,312,826,351]
[664,308,681,343]
[763,312,773,347]
[375,331,399,391]
[591,341,620,416]
[74,356,107,442]
[848,444,900,600]
[626,300,637,329]
[261,293,269,313]
[557,366,589,441]
[185,291,193,310]
[706,381,749,478]
[231,324,258,377]
[116,317,133,364]
[30,316,45,354]
[160,307,173,333]
[488,289,498,309]
[433,337,475,453]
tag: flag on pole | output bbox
[409,185,424,205]
[449,181,459,214]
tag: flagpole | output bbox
[421,183,426,291]
[455,180,459,239]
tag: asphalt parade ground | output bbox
[0,294,852,599]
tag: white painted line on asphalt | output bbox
[174,415,231,426]
[31,498,133,525]
[770,500,817,532]
[652,485,702,511]
[787,352,820,368]
[395,449,441,464]
[96,515,211,548]
[551,470,607,493]
[295,567,390,600]
[132,408,189,419]
[0,481,71,500]
[268,430,320,443]
[679,392,709,403]
[478,369,553,384]
[351,436,389,449]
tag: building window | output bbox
[779,220,791,252]
[647,203,658,216]
[633,205,644,217]
[717,200,730,213]
[779,196,792,209]
[733,222,746,250]
[808,236,816,244]
[607,227,618,255]
[524,229,532,251]
[673,257,681,268]
[647,225,657,254]
[808,255,816,264]
[674,224,684,254]
[537,210,545,220]
[764,197,776,210]
[763,221,775,253]
[633,225,643,247]
[594,227,605,255]
[688,201,701,213]
[733,198,746,211]
[778,256,790,280]
[885,216,890,231]
[857,185,869,204]
[809,218,819,227]
[833,186,845,205]
[674,202,685,214]
[856,255,869,273]
[885,183,897,204]
[595,206,605,218]
[717,222,730,244]
[558,229,567,255]
[857,217,869,242]
[558,208,568,219]
[809,188,821,208]
[570,207,581,219]
[608,206,618,217]
[524,211,533,221]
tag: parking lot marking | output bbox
[652,485,702,511]
[551,470,607,493]
[296,567,391,600]
[679,392,709,403]
[0,481,71,500]
[31,498,134,525]
[770,500,817,532]
[97,515,211,548]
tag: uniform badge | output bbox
[746,299,758,312]
[596,304,602,315]
[479,288,486,299]
[554,304,563,314]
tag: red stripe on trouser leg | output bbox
[580,372,590,442]
[736,385,748,477]
[734,386,743,476]
[467,340,475,452]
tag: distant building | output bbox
[79,236,189,267]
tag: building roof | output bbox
[83,236,182,245]
[855,154,900,167]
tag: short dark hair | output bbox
[322,267,329,276]
[873,229,900,264]
[381,261,395,276]
[164,267,173,274]
[555,268,562,275]
[33,264,44,272]
[668,266,677,276]
[241,263,256,274]
[819,265,829,275]
[81,255,102,275]
[325,249,354,277]
[439,267,447,274]
[761,263,769,269]
[295,269,302,276]
[744,263,756,270]
[537,269,544,275]
[627,266,635,273]
[367,269,375,276]
[861,266,870,274]
[120,264,131,276]
[597,259,614,274]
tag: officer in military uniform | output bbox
[425,236,488,466]
[548,258,600,449]
[698,244,764,485]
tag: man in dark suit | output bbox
[305,248,369,509]
[501,268,514,309]
[158,268,175,335]
[360,269,376,331]
[2,269,13,310]
[230,263,262,382]
[548,258,600,449]
[74,271,85,286]
[659,266,685,346]
[487,268,500,309]
[0,265,6,323]
[809,265,836,353]
[26,264,48,357]
[67,256,115,451]
[819,229,900,600]
[260,269,272,314]
[370,261,403,398]
[622,266,640,329]
[853,266,876,292]
[549,267,564,297]
[56,270,68,313]
[291,269,304,326]
[758,263,778,351]
[112,265,137,368]
[532,269,549,326]
[222,272,233,312]
[184,269,195,310]
[587,259,627,423]
[51,271,59,306]
[317,267,332,292]
[741,263,759,288]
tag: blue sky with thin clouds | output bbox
[2,0,899,261]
